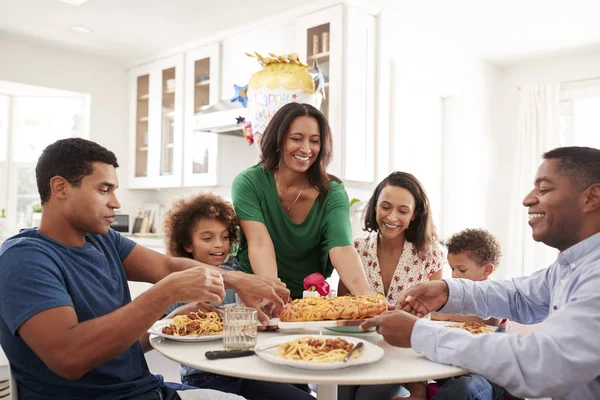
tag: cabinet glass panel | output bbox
[194,58,211,114]
[190,131,210,174]
[135,74,150,177]
[160,67,176,176]
[307,23,330,117]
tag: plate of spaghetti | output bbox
[447,321,494,334]
[147,311,224,342]
[254,335,383,370]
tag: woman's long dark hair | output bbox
[363,172,438,257]
[259,102,339,197]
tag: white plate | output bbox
[434,320,497,332]
[147,319,224,342]
[254,334,383,370]
[277,319,369,330]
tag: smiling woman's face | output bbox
[280,116,321,174]
[376,185,415,240]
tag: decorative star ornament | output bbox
[235,116,245,124]
[230,84,248,108]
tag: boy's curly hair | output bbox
[445,228,502,267]
[163,193,239,258]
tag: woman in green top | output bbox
[232,103,372,299]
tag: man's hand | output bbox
[360,311,419,348]
[397,280,450,317]
[161,266,226,305]
[224,271,290,326]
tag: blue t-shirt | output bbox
[0,228,161,399]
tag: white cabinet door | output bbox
[128,55,184,189]
[128,63,154,188]
[296,5,376,182]
[183,44,221,187]
[343,7,376,182]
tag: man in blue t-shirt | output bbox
[0,138,289,400]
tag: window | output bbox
[0,82,89,234]
[560,82,600,148]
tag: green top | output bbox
[232,165,353,298]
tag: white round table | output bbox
[150,329,466,400]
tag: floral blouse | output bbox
[354,231,447,304]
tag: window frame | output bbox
[560,82,600,149]
[0,89,90,231]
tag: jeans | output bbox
[126,381,197,400]
[183,373,314,400]
[434,374,494,400]
[338,383,411,400]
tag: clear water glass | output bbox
[223,307,257,350]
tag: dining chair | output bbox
[8,366,16,400]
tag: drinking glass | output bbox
[223,307,257,350]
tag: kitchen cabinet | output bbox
[296,4,376,182]
[127,1,378,187]
[128,55,184,189]
[183,44,221,186]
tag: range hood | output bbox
[194,100,246,134]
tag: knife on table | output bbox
[206,343,281,360]
[205,350,256,360]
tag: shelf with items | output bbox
[134,74,150,178]
[159,66,178,178]
[306,22,331,120]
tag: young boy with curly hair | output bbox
[160,193,312,400]
[432,228,503,327]
[430,228,520,400]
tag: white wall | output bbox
[376,5,501,246]
[0,31,149,217]
[492,49,600,279]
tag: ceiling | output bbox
[0,0,316,63]
[1,0,600,65]
[390,0,600,65]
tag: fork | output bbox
[343,342,364,363]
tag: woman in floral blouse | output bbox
[338,172,446,400]
[339,171,445,305]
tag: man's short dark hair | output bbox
[36,138,119,204]
[543,146,600,190]
[446,228,502,267]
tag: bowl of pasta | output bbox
[147,311,224,342]
[254,335,384,370]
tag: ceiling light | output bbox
[56,0,91,5]
[70,25,93,34]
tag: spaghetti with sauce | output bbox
[161,311,223,336]
[275,337,361,363]
[448,321,493,334]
